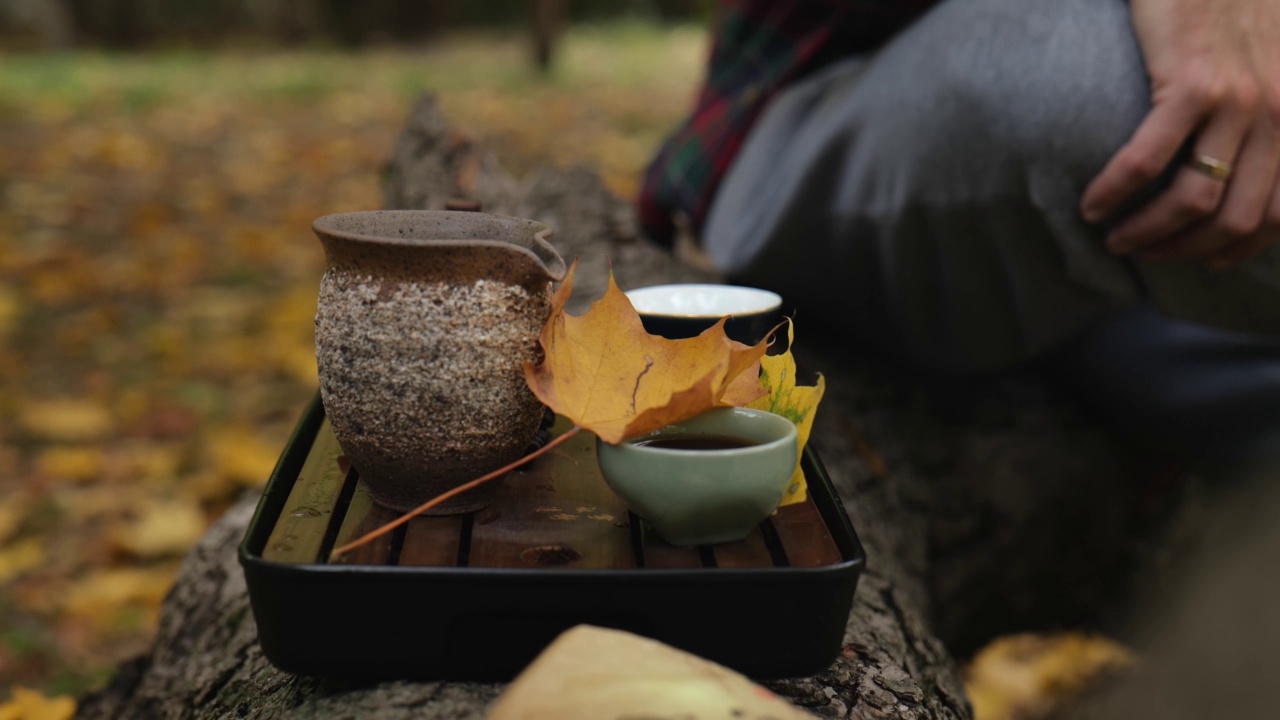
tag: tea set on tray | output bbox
[239,208,862,691]
[311,208,803,548]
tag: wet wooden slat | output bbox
[331,479,399,565]
[711,528,775,568]
[769,497,842,568]
[399,515,465,567]
[467,419,635,569]
[263,418,349,564]
[638,523,704,568]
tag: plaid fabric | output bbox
[638,0,940,246]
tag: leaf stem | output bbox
[329,425,584,560]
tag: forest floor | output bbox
[0,24,704,698]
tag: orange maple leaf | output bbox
[523,262,770,444]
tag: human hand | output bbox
[1079,0,1280,270]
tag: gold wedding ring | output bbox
[1186,154,1233,182]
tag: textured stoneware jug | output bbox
[312,210,566,513]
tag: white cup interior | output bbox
[625,284,782,318]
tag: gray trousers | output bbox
[703,0,1280,471]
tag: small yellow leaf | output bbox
[0,687,76,720]
[112,499,207,559]
[33,446,105,483]
[747,320,824,506]
[0,491,31,544]
[276,343,319,386]
[116,443,181,484]
[60,566,178,629]
[524,262,769,444]
[56,486,134,523]
[209,425,281,488]
[0,282,20,338]
[965,633,1136,720]
[18,399,114,442]
[0,539,46,584]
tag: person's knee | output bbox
[873,0,1151,186]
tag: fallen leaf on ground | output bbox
[965,632,1136,720]
[56,486,135,523]
[114,443,182,484]
[59,566,178,630]
[264,286,320,384]
[111,499,207,559]
[524,263,769,443]
[0,493,31,544]
[208,425,282,487]
[0,283,19,338]
[33,446,105,483]
[0,539,46,584]
[17,400,114,442]
[0,687,76,720]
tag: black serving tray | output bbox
[239,393,865,681]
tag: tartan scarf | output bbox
[637,0,940,246]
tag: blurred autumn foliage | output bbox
[0,26,703,698]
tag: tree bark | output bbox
[530,0,568,73]
[79,94,1174,720]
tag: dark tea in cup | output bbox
[633,434,760,451]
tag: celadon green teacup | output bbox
[596,407,799,546]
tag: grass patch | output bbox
[0,22,704,113]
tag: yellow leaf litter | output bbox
[0,688,75,720]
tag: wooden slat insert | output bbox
[467,419,635,569]
[711,529,775,568]
[769,497,842,568]
[399,515,465,567]
[332,479,399,565]
[638,521,704,569]
[263,418,349,564]
[263,414,846,572]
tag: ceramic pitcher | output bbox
[312,210,566,513]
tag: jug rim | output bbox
[313,209,567,281]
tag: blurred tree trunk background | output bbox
[0,0,712,54]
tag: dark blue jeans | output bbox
[1047,304,1280,480]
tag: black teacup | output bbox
[625,284,783,346]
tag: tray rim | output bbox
[238,392,867,580]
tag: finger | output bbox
[1141,221,1227,262]
[1209,178,1280,268]
[1106,171,1227,254]
[1204,127,1280,267]
[1207,231,1279,269]
[1148,124,1280,263]
[1081,94,1205,223]
[1107,112,1252,254]
[1218,134,1280,234]
[1272,170,1280,229]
